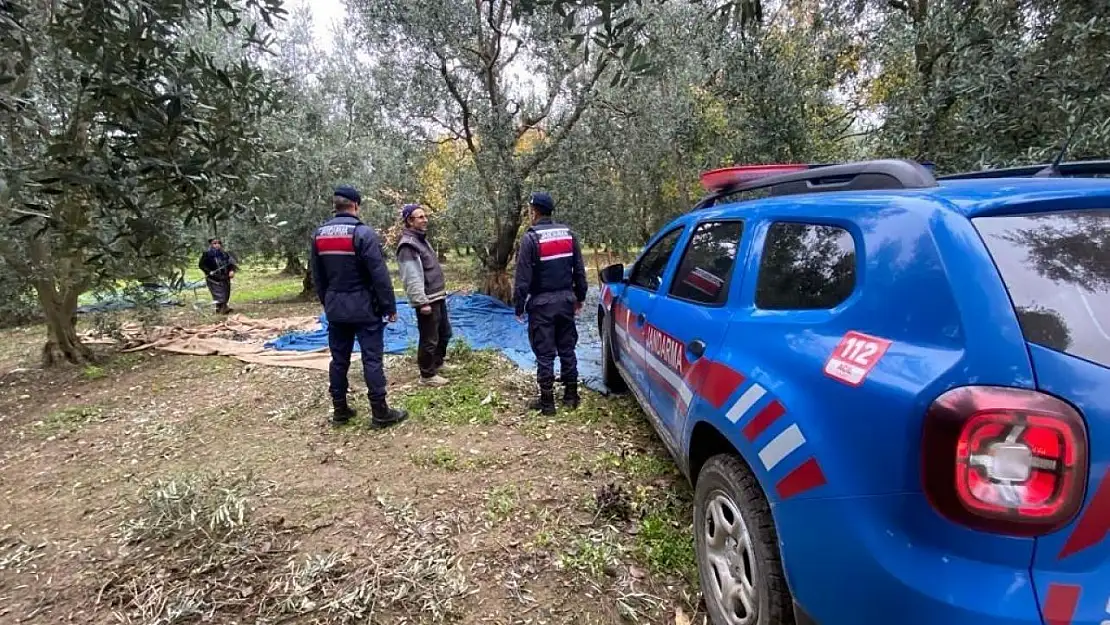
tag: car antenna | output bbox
[1036,63,1110,178]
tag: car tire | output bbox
[600,313,627,394]
[695,454,794,625]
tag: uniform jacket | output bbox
[309,214,397,324]
[397,228,447,307]
[512,217,588,316]
[198,247,238,282]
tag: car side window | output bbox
[668,220,745,306]
[630,227,684,291]
[755,221,857,310]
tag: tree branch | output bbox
[519,57,609,178]
[502,37,523,67]
[435,52,479,157]
[423,112,467,142]
[432,50,499,209]
[516,59,585,141]
[479,0,507,132]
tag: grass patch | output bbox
[35,405,107,434]
[231,277,303,304]
[485,484,519,522]
[75,345,145,382]
[397,349,505,425]
[531,529,557,550]
[443,343,495,377]
[399,380,499,425]
[521,393,643,436]
[82,365,107,380]
[632,507,697,583]
[558,534,622,580]
[410,445,499,472]
[109,352,146,370]
[594,449,677,479]
[180,265,303,305]
[410,446,461,471]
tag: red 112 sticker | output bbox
[824,331,892,387]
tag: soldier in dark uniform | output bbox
[310,185,408,428]
[512,192,588,415]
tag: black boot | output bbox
[529,388,556,416]
[331,399,356,425]
[562,382,580,411]
[370,397,408,430]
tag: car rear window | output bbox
[972,210,1110,368]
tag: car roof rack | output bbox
[936,159,1110,180]
[693,159,938,210]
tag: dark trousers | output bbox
[416,299,452,378]
[528,298,578,390]
[328,320,387,403]
[205,277,231,309]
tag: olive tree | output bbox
[349,0,631,302]
[0,0,284,365]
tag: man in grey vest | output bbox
[397,203,452,387]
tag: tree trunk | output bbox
[479,190,525,305]
[480,227,520,303]
[282,253,305,276]
[481,267,513,303]
[300,268,315,301]
[35,282,92,367]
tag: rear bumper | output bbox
[775,493,1044,625]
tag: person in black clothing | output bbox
[512,192,588,415]
[198,237,238,314]
[310,185,408,428]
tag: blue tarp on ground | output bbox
[266,289,609,393]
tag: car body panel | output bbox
[641,213,751,455]
[775,493,1042,625]
[1027,344,1110,625]
[595,174,1110,625]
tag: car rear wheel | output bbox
[601,312,627,393]
[695,454,794,625]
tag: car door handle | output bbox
[636,313,646,326]
[688,339,706,359]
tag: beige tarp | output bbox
[78,315,343,371]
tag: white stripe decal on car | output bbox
[758,423,806,471]
[727,384,766,423]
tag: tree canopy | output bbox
[2,0,1109,362]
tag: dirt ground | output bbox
[0,271,705,625]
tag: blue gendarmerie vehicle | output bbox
[596,159,1110,625]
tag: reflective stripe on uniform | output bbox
[537,227,574,261]
[316,224,357,256]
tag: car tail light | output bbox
[922,386,1088,536]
